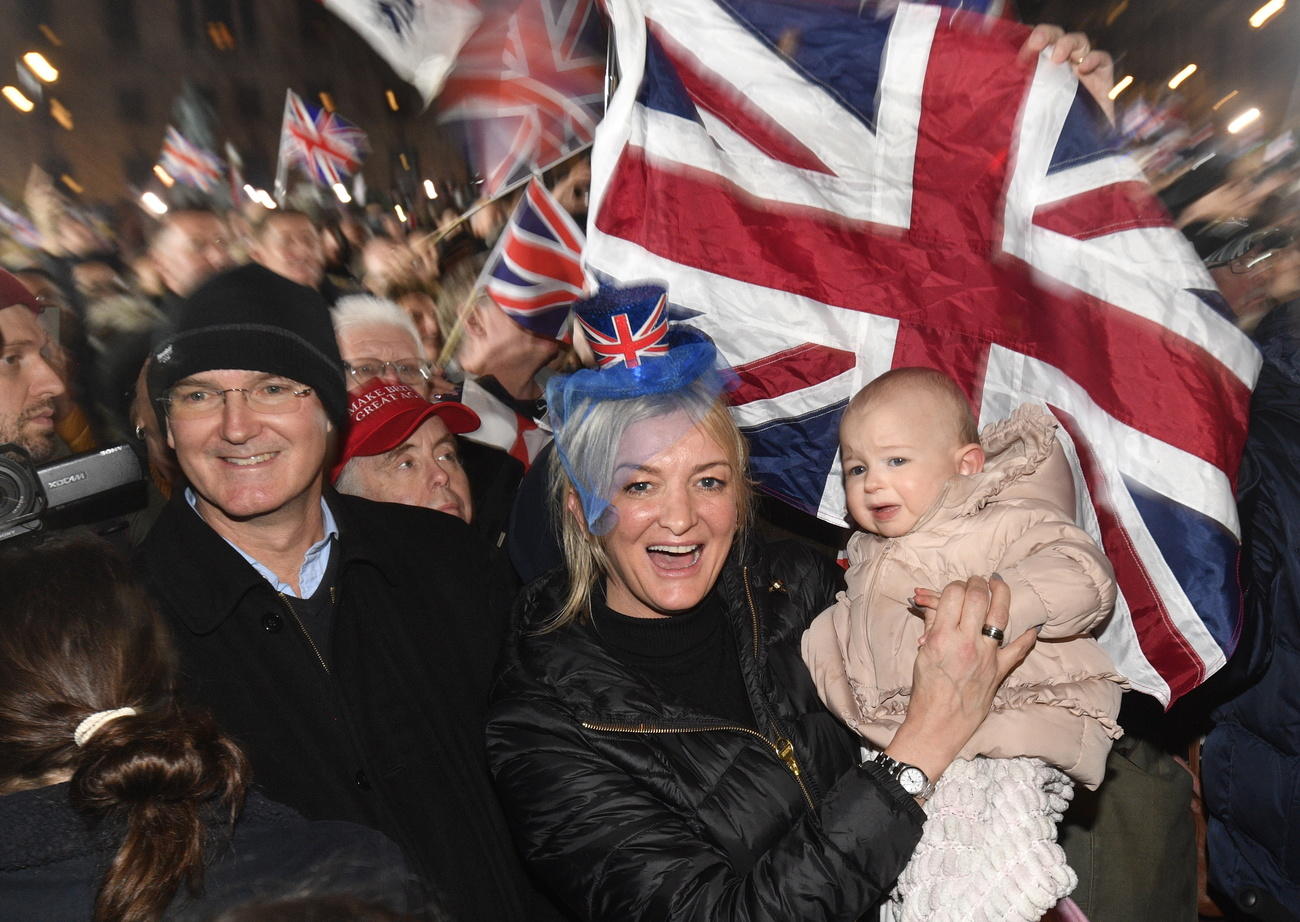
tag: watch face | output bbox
[897,765,926,795]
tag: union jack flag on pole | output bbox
[159,126,224,191]
[586,0,1262,706]
[483,176,588,340]
[275,89,370,198]
[439,0,606,196]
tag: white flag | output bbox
[322,0,483,104]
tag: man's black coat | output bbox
[135,490,551,922]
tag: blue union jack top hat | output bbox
[560,282,721,397]
[547,281,734,533]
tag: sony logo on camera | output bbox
[0,443,146,543]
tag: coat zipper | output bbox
[863,540,892,613]
[742,567,761,660]
[580,720,817,812]
[742,565,816,808]
[276,588,333,676]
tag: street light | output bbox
[153,165,175,187]
[141,191,169,215]
[49,98,72,130]
[1250,0,1285,28]
[394,204,407,223]
[332,182,352,204]
[2,85,34,112]
[1168,64,1197,90]
[1212,90,1240,111]
[21,51,58,82]
[1108,75,1134,101]
[1228,108,1261,134]
[423,179,438,199]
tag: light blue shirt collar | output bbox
[185,489,339,598]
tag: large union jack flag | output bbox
[277,89,370,187]
[587,0,1262,705]
[485,176,588,340]
[160,126,224,191]
[439,0,606,195]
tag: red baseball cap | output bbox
[0,268,42,313]
[332,378,480,482]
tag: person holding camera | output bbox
[0,268,66,464]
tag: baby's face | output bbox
[840,394,975,537]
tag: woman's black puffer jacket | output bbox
[486,539,925,922]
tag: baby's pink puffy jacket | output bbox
[802,404,1129,789]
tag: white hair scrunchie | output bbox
[74,707,138,748]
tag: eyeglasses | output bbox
[160,381,315,419]
[1230,248,1286,274]
[343,357,435,388]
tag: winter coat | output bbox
[802,405,1126,789]
[0,785,415,921]
[486,540,927,922]
[134,490,557,922]
[1203,299,1300,914]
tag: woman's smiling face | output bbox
[599,414,740,619]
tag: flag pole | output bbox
[441,174,538,365]
[272,90,292,207]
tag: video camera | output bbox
[0,442,147,543]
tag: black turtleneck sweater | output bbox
[591,588,756,730]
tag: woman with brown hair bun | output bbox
[0,531,420,922]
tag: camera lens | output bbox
[0,451,41,524]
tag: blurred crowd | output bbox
[0,154,592,468]
[1132,105,1300,333]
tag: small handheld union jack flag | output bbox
[276,89,370,190]
[574,283,671,369]
[484,177,587,341]
[159,126,224,191]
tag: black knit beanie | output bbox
[148,264,347,425]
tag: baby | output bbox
[802,367,1128,922]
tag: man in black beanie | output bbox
[134,264,554,922]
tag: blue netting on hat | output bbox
[547,325,735,534]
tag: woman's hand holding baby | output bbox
[883,576,1037,785]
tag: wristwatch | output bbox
[864,750,936,802]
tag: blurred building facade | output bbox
[0,0,468,207]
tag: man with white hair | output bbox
[332,295,523,552]
[332,294,454,397]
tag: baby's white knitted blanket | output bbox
[884,756,1077,922]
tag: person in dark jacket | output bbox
[486,284,1038,922]
[0,530,417,922]
[1202,297,1300,921]
[134,264,556,922]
